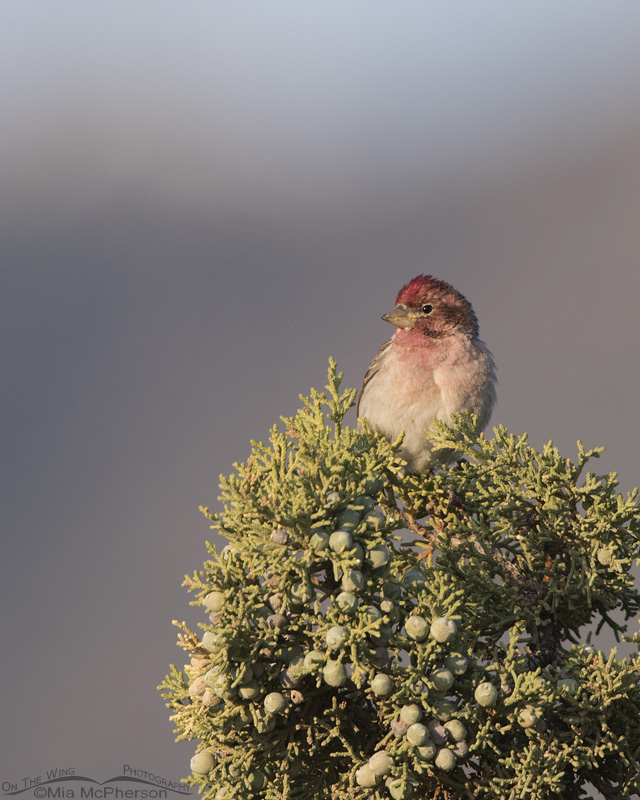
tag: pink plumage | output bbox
[358,276,496,471]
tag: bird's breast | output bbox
[358,334,496,449]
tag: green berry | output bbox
[326,625,348,650]
[190,751,215,774]
[363,474,384,494]
[431,668,454,691]
[364,511,385,532]
[337,508,361,532]
[403,569,426,589]
[405,615,429,641]
[444,720,466,742]
[435,699,456,721]
[323,661,347,687]
[245,771,266,791]
[203,667,219,688]
[367,543,390,568]
[201,631,222,653]
[557,678,578,694]
[326,491,341,507]
[362,605,382,623]
[353,495,375,513]
[355,764,380,788]
[382,580,402,599]
[335,591,358,613]
[215,680,237,701]
[253,605,270,621]
[310,529,330,551]
[264,691,288,714]
[233,663,253,685]
[211,673,228,692]
[387,777,414,800]
[518,707,539,728]
[368,750,394,776]
[407,722,429,746]
[329,530,353,553]
[400,703,422,725]
[227,763,241,778]
[474,682,498,707]
[435,748,456,771]
[289,580,313,606]
[430,617,458,643]
[342,569,364,592]
[371,673,394,697]
[203,591,225,612]
[417,742,436,760]
[444,655,469,675]
[597,548,613,565]
[410,679,429,698]
[238,680,261,700]
[304,649,326,668]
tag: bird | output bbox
[357,275,496,471]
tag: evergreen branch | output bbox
[160,359,640,800]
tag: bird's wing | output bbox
[356,338,393,417]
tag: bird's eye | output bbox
[421,304,433,315]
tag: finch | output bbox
[357,275,496,471]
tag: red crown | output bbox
[395,274,437,306]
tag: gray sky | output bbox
[2,1,640,790]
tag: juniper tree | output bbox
[160,359,640,800]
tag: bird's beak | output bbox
[382,305,414,329]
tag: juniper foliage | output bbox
[160,359,640,800]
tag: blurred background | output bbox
[2,0,640,791]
